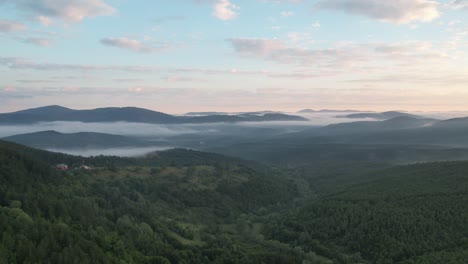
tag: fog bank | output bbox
[46,146,173,157]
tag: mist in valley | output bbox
[45,146,173,157]
[1,110,468,158]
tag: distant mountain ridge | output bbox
[298,109,362,113]
[337,111,419,120]
[0,105,307,124]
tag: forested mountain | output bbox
[0,105,307,124]
[208,115,468,166]
[0,140,304,263]
[1,140,468,263]
[266,161,468,263]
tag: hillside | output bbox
[321,116,438,135]
[208,116,468,166]
[2,140,468,263]
[2,130,155,149]
[267,161,468,263]
[0,140,308,263]
[0,105,307,124]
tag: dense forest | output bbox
[1,140,468,263]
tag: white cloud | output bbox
[0,19,26,32]
[316,0,440,24]
[100,38,169,53]
[1,0,115,23]
[213,0,239,20]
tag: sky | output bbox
[0,0,467,114]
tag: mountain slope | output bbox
[268,161,468,263]
[0,141,304,263]
[207,116,468,166]
[2,130,154,149]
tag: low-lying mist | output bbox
[2,111,466,157]
[46,146,173,157]
[0,112,376,138]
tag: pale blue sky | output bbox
[0,0,467,113]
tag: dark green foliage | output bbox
[2,139,468,263]
[265,162,468,263]
[0,141,304,263]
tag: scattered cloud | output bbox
[154,16,186,23]
[281,11,294,17]
[37,16,52,26]
[1,0,115,23]
[260,0,304,3]
[213,0,239,20]
[316,0,440,24]
[0,57,155,72]
[449,0,468,10]
[0,19,26,32]
[20,37,52,46]
[100,37,165,53]
[163,76,207,83]
[227,38,449,72]
[0,57,271,76]
[228,38,286,57]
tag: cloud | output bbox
[0,19,26,32]
[449,0,468,10]
[163,76,207,83]
[1,0,115,23]
[316,0,440,24]
[228,38,286,56]
[312,21,321,28]
[37,16,52,26]
[213,0,239,20]
[22,37,52,46]
[0,57,155,72]
[260,0,303,3]
[100,38,162,53]
[0,57,271,76]
[281,11,294,17]
[153,16,186,24]
[227,38,449,72]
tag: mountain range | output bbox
[298,109,363,113]
[337,111,419,120]
[0,105,307,124]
